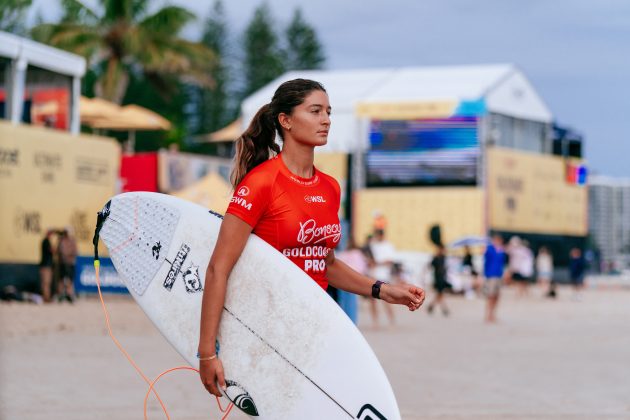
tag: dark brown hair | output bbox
[231,78,326,188]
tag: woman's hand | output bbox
[380,283,426,311]
[199,357,226,397]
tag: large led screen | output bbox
[366,116,480,186]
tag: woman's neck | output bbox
[281,142,315,178]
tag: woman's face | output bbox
[281,90,331,147]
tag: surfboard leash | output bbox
[92,205,234,420]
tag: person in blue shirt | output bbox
[483,234,506,323]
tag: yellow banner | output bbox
[0,122,120,263]
[487,147,587,235]
[354,187,484,251]
[355,100,457,120]
[314,152,348,220]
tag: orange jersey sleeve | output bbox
[226,154,341,290]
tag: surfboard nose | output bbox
[100,193,180,296]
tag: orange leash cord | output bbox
[143,366,234,420]
[94,260,234,419]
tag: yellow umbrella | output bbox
[197,119,242,143]
[171,172,232,214]
[82,101,171,153]
[88,104,171,131]
[80,96,122,122]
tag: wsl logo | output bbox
[304,195,327,204]
[237,186,250,196]
[224,380,259,416]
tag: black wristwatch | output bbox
[372,280,386,299]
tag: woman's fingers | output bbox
[200,359,225,397]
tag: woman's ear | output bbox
[278,113,292,131]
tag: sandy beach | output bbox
[1,284,630,420]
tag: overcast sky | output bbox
[30,0,630,177]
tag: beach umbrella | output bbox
[79,96,122,122]
[83,103,171,152]
[171,172,232,214]
[195,118,242,143]
[88,104,171,131]
[448,236,490,249]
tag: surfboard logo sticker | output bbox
[208,210,224,220]
[183,264,203,293]
[152,241,162,260]
[224,380,259,416]
[357,403,387,420]
[163,243,190,291]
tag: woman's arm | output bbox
[198,214,253,397]
[326,251,425,311]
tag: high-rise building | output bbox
[589,175,630,271]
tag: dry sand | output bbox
[1,285,630,420]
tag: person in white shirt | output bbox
[368,229,396,327]
[536,246,555,298]
[506,237,534,297]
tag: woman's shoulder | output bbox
[241,157,282,185]
[317,169,341,191]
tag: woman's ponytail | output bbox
[231,103,280,188]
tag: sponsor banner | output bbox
[367,117,480,186]
[487,147,587,236]
[158,150,232,193]
[354,187,484,252]
[0,121,120,263]
[355,100,458,120]
[74,256,127,294]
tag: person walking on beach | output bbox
[462,245,480,293]
[483,234,505,323]
[569,247,586,300]
[336,236,369,324]
[536,246,555,298]
[57,228,77,303]
[197,79,426,398]
[506,237,534,297]
[39,229,55,303]
[368,229,397,327]
[426,244,450,316]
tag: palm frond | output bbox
[60,0,99,24]
[30,23,56,43]
[31,22,102,61]
[48,24,102,56]
[102,0,134,23]
[139,6,195,36]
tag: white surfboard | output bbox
[98,192,400,420]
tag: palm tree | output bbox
[31,0,216,104]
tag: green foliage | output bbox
[197,0,234,134]
[241,3,285,99]
[23,1,326,152]
[285,8,325,71]
[31,0,216,104]
[119,69,188,152]
[0,0,33,35]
